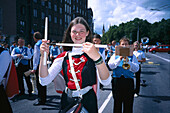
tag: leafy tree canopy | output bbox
[101,18,170,45]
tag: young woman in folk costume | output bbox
[39,17,111,113]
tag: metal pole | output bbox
[137,25,139,42]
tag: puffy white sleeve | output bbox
[108,54,122,69]
[96,68,111,86]
[39,56,64,86]
[129,55,139,73]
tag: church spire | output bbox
[102,24,105,35]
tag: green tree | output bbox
[102,18,170,45]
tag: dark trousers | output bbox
[35,66,47,103]
[112,77,134,113]
[52,58,55,62]
[134,65,141,94]
[16,63,32,94]
[0,85,13,113]
[28,58,33,69]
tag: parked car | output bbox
[149,45,170,54]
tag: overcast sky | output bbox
[88,0,170,35]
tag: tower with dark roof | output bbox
[102,24,105,35]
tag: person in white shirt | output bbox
[108,37,139,113]
[31,32,47,106]
[39,17,111,113]
[133,41,146,97]
[11,38,32,96]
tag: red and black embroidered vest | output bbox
[62,53,97,90]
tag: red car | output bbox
[149,45,170,53]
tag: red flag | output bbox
[5,60,19,98]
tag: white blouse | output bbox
[133,50,146,64]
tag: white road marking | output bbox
[99,92,112,113]
[149,54,170,62]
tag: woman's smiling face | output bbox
[70,24,89,44]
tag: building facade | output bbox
[0,0,17,43]
[0,0,93,45]
[87,8,93,33]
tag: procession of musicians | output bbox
[0,22,146,112]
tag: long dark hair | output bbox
[62,17,92,51]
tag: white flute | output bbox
[43,17,48,66]
[47,43,108,48]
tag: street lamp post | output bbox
[137,25,139,42]
[132,22,140,42]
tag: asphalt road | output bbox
[10,52,170,113]
[99,52,170,113]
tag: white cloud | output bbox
[88,0,170,34]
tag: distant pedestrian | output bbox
[28,44,34,69]
[93,34,105,59]
[133,41,146,97]
[106,40,116,63]
[3,42,9,52]
[106,40,116,71]
[31,32,47,105]
[50,40,60,62]
[11,38,33,96]
[10,41,17,54]
[108,37,139,113]
[28,44,34,57]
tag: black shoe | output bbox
[29,93,33,97]
[33,101,45,106]
[18,92,25,96]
